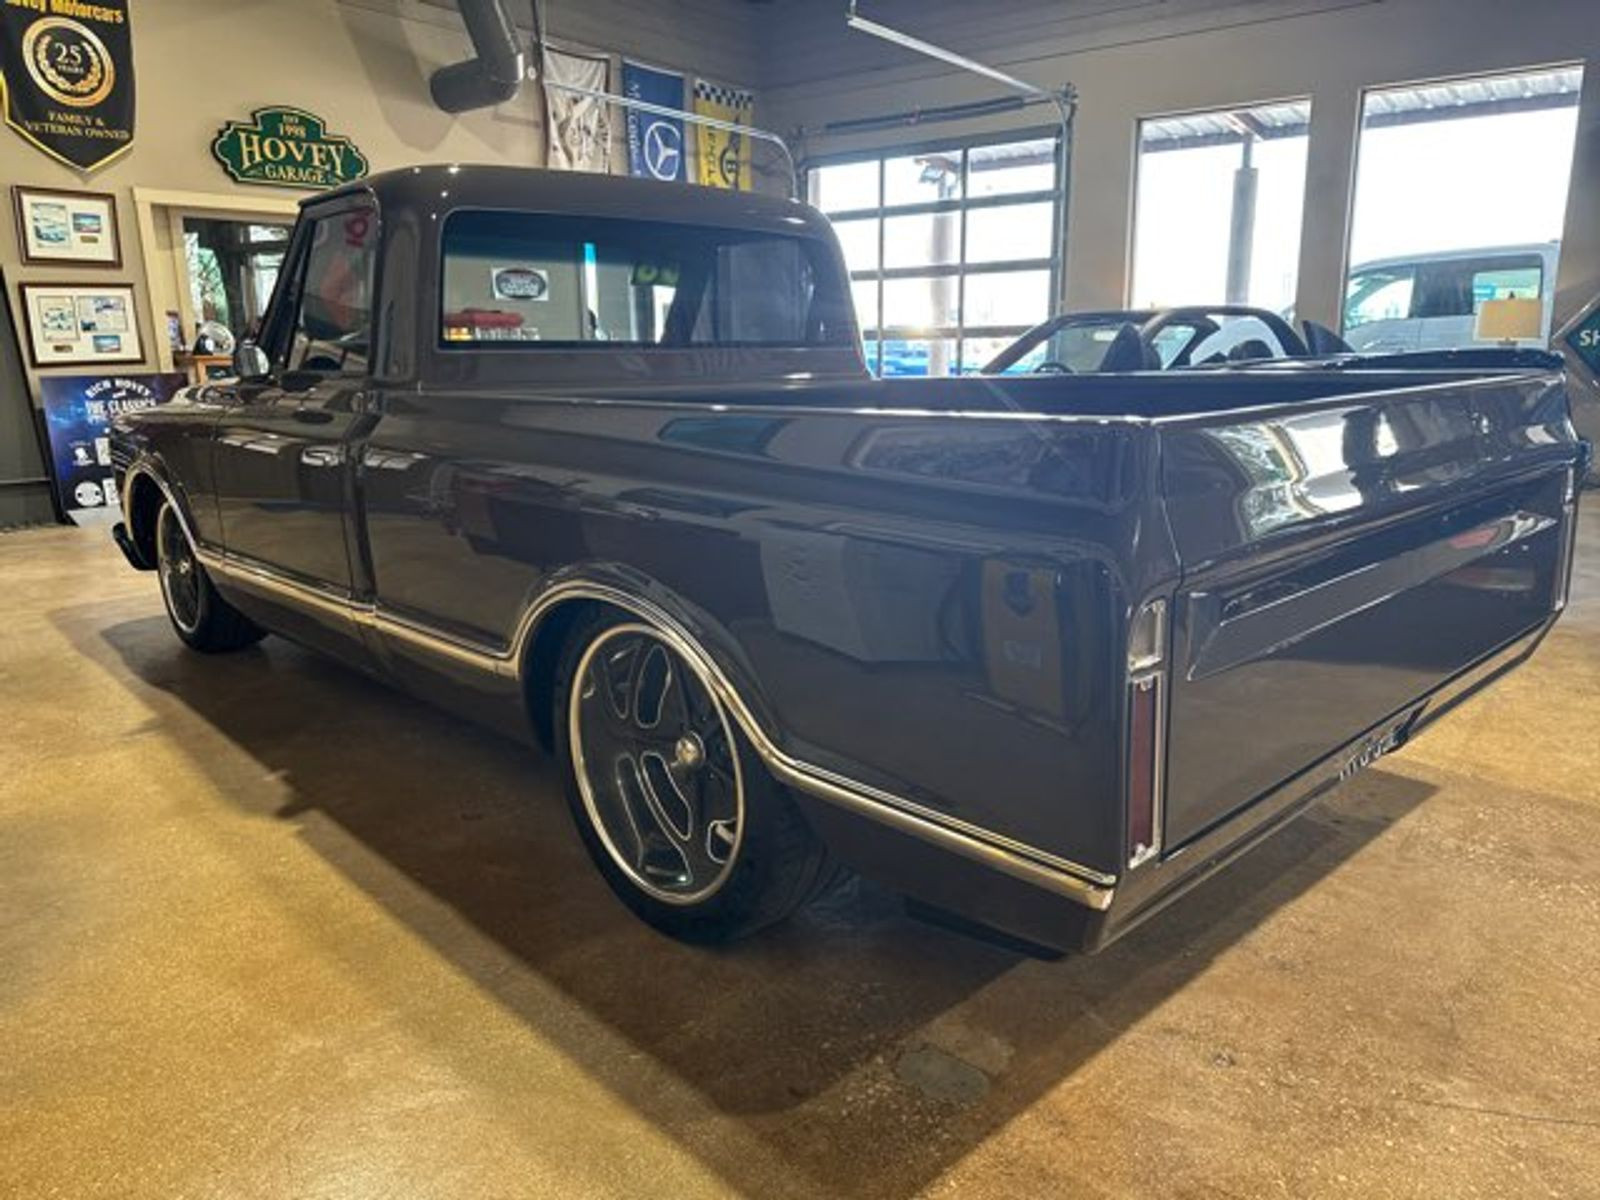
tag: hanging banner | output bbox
[542,48,611,173]
[621,61,684,182]
[39,372,185,525]
[0,0,135,171]
[691,79,752,191]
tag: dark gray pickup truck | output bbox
[111,165,1586,953]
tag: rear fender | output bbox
[513,562,1120,912]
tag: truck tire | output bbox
[554,612,836,942]
[154,500,266,653]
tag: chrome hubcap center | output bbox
[674,733,705,769]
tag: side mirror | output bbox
[233,339,271,379]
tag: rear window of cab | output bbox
[439,209,854,350]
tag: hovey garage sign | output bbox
[212,106,367,190]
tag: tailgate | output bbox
[1156,371,1582,849]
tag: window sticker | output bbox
[630,260,680,288]
[491,266,550,302]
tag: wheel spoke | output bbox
[570,625,744,904]
[158,507,201,632]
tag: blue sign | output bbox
[623,61,685,182]
[39,372,186,524]
[1565,304,1600,378]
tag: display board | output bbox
[38,372,185,524]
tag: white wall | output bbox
[763,0,1600,336]
[0,0,760,388]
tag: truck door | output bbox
[213,200,376,596]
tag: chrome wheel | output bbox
[156,503,202,635]
[568,623,745,905]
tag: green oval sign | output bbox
[212,106,368,190]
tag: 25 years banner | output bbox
[0,0,134,171]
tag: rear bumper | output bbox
[1096,621,1549,949]
[804,619,1551,954]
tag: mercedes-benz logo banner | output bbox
[622,61,685,183]
[1,0,135,172]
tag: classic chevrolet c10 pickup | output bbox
[110,166,1587,952]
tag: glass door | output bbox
[180,216,293,353]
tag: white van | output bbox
[1342,242,1559,353]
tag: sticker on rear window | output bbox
[491,266,549,302]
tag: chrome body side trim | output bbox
[116,456,1115,911]
[508,581,1116,902]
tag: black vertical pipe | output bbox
[430,0,525,114]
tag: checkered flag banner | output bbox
[692,80,753,111]
[692,77,755,191]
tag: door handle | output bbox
[290,407,335,425]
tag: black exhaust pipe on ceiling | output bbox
[430,0,525,113]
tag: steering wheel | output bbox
[1032,361,1074,375]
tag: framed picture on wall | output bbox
[11,187,122,267]
[18,282,144,368]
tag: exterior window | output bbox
[1344,268,1416,331]
[1131,99,1311,314]
[808,134,1061,376]
[1344,65,1582,351]
[283,208,376,374]
[438,210,853,349]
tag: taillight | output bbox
[1126,600,1167,869]
[1555,467,1578,614]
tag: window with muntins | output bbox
[807,134,1061,376]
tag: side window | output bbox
[284,208,376,374]
[1344,269,1415,330]
[1470,263,1543,310]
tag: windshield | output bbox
[989,316,1147,374]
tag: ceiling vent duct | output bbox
[430,0,525,113]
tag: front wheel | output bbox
[155,500,265,653]
[555,614,837,942]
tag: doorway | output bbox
[182,217,292,352]
[131,188,301,375]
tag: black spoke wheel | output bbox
[152,499,265,653]
[555,613,843,941]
